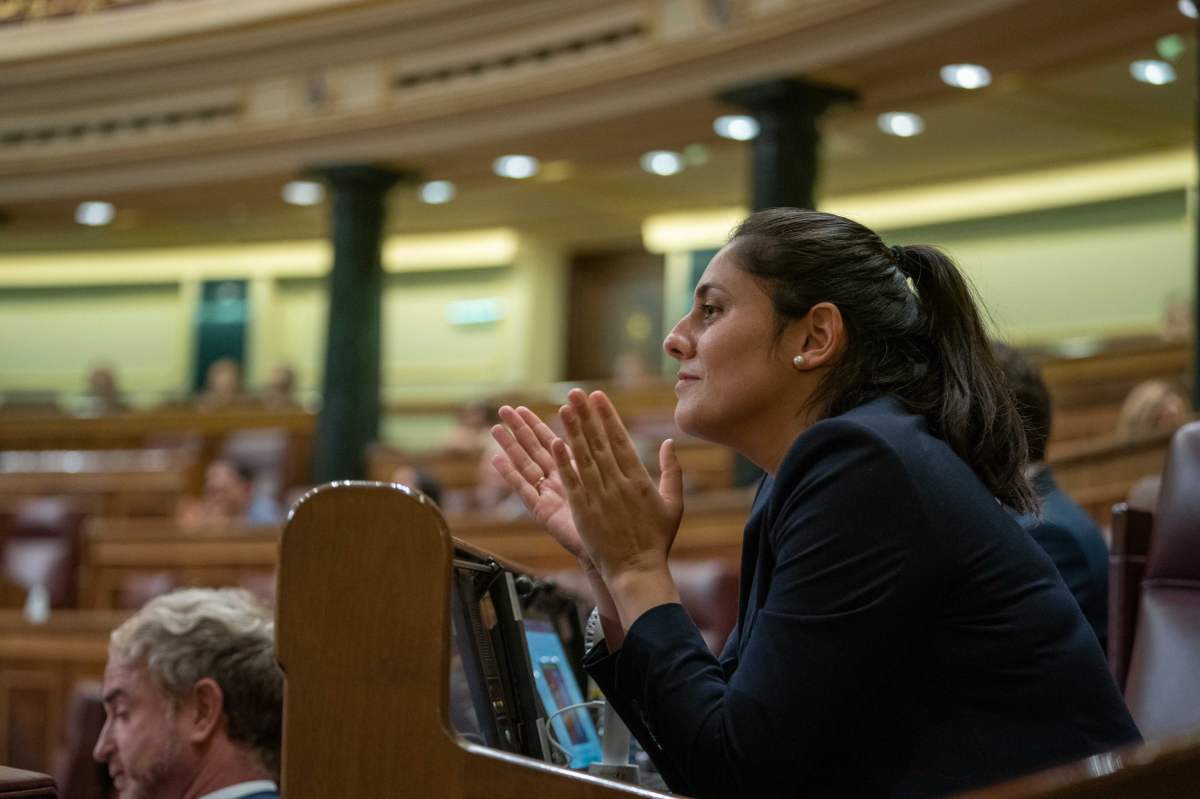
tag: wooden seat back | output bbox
[275,481,669,797]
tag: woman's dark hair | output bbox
[730,208,1037,513]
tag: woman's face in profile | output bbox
[663,245,801,448]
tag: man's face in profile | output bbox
[94,659,185,799]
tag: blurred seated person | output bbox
[196,358,247,411]
[94,587,281,799]
[995,342,1109,651]
[261,364,299,410]
[1115,379,1191,440]
[81,365,129,415]
[177,459,282,527]
[612,351,656,391]
[389,463,443,506]
[439,400,498,455]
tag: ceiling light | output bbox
[1130,59,1176,86]
[640,150,684,176]
[940,63,992,89]
[75,201,114,226]
[493,155,539,179]
[282,181,325,206]
[419,180,456,204]
[877,112,925,138]
[713,115,760,141]
[1179,0,1197,19]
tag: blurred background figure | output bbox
[262,363,299,409]
[390,462,443,506]
[196,357,245,411]
[439,400,498,455]
[80,365,127,416]
[1116,379,1192,440]
[176,458,281,527]
[612,351,654,391]
[995,342,1109,651]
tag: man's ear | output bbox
[185,678,225,744]
[787,302,845,370]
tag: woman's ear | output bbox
[789,302,844,370]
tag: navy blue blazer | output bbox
[1015,469,1110,652]
[585,396,1140,798]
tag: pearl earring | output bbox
[792,354,806,370]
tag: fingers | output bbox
[559,395,606,495]
[592,390,649,480]
[510,406,559,478]
[490,454,542,511]
[550,436,588,514]
[658,438,684,510]
[490,409,546,486]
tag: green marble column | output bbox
[312,165,404,483]
[721,78,855,211]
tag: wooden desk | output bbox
[0,610,126,774]
[1049,430,1174,528]
[80,519,280,609]
[0,449,191,518]
[0,407,315,495]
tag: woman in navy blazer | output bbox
[491,209,1140,797]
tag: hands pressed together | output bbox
[490,389,684,643]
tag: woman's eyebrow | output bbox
[694,282,726,300]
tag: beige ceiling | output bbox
[0,0,1192,253]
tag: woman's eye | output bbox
[700,304,720,320]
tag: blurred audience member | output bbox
[612,350,655,390]
[1116,379,1191,440]
[196,358,245,410]
[1161,294,1193,342]
[390,463,443,506]
[440,401,498,454]
[995,342,1109,651]
[177,459,281,527]
[262,364,299,409]
[94,588,281,799]
[82,365,129,415]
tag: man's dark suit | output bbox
[586,396,1140,798]
[1015,468,1110,652]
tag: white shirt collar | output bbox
[197,781,278,799]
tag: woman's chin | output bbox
[673,406,707,440]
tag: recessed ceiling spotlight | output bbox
[877,112,925,138]
[940,63,992,89]
[75,201,115,226]
[282,180,325,206]
[1130,59,1177,86]
[419,180,456,204]
[713,115,760,141]
[1179,0,1197,19]
[640,150,685,176]
[493,155,539,179]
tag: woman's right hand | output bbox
[490,405,589,566]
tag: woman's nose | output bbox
[663,320,691,361]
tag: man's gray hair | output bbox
[110,587,282,777]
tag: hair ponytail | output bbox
[896,245,1037,513]
[731,209,1037,514]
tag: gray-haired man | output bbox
[93,588,282,799]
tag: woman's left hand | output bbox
[552,388,685,626]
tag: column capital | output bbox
[720,77,856,116]
[308,164,415,192]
